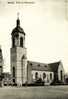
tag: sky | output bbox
[0,0,68,73]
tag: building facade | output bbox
[0,47,3,85]
[10,17,65,86]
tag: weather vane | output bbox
[17,12,20,19]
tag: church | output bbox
[10,17,65,86]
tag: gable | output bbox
[48,62,60,72]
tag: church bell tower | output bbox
[10,16,27,86]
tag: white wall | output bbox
[31,70,54,85]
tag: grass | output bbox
[0,86,68,99]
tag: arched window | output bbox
[12,38,15,47]
[50,73,52,80]
[43,73,46,79]
[20,37,23,47]
[0,49,1,53]
[60,70,63,81]
[35,72,38,80]
[13,67,15,78]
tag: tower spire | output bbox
[16,12,20,27]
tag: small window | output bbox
[44,65,47,67]
[35,72,38,80]
[43,73,46,79]
[38,64,40,67]
[30,63,32,66]
[20,37,23,47]
[50,73,52,80]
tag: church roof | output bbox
[27,61,52,71]
[27,61,61,72]
[12,26,25,35]
[11,18,25,35]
